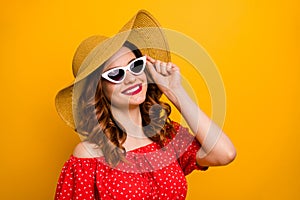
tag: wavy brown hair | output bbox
[76,41,175,166]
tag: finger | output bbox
[160,62,168,75]
[166,62,173,74]
[146,60,161,84]
[146,55,156,63]
[171,63,180,72]
[154,60,161,73]
[146,60,157,76]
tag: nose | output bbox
[123,71,136,84]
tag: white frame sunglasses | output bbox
[101,56,146,84]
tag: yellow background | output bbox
[1,0,299,199]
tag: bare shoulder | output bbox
[73,141,103,158]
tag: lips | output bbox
[121,83,142,95]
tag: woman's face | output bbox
[101,47,147,109]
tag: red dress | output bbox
[55,122,208,199]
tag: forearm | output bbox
[165,86,208,141]
[165,86,236,166]
[145,55,236,166]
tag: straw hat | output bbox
[55,10,171,129]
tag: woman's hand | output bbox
[146,56,236,167]
[146,55,182,95]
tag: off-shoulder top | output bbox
[54,121,208,199]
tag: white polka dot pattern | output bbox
[54,121,208,199]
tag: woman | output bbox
[54,10,236,199]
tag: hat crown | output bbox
[72,35,108,77]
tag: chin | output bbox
[129,95,146,106]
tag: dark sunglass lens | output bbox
[130,60,144,73]
[108,69,125,81]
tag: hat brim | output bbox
[55,10,171,129]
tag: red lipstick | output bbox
[121,84,142,95]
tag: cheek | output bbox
[141,72,148,83]
[141,74,148,95]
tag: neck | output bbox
[111,105,144,137]
[111,104,154,151]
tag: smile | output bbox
[121,83,142,95]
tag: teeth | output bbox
[124,85,140,94]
